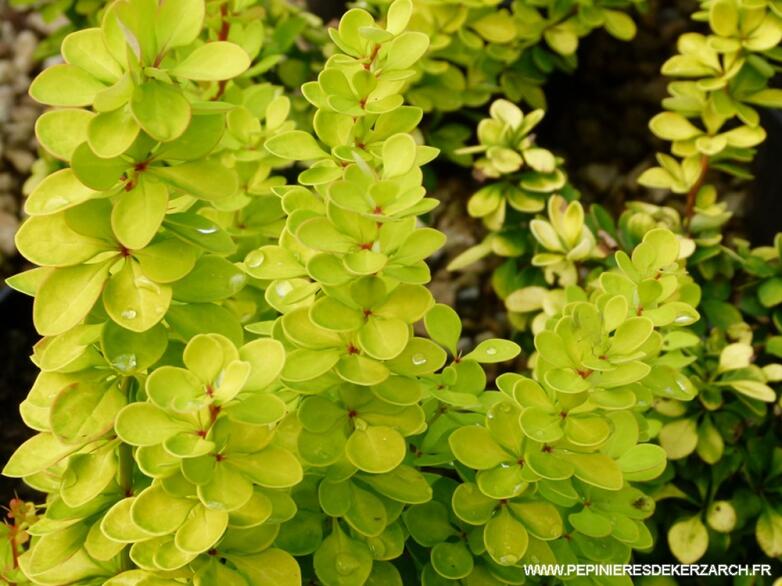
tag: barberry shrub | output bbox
[3,0,781,583]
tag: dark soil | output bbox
[0,289,38,503]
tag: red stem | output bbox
[213,4,231,100]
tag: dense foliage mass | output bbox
[1,0,781,584]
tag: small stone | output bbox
[13,31,38,73]
[5,149,34,173]
[0,211,19,256]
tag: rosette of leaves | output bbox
[458,100,567,228]
[501,195,606,333]
[446,102,575,317]
[527,195,606,287]
[639,0,782,222]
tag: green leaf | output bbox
[471,10,517,43]
[544,25,577,56]
[2,432,75,477]
[314,525,373,586]
[25,169,98,216]
[102,320,168,373]
[15,213,109,267]
[112,176,169,250]
[385,337,447,376]
[759,277,782,308]
[131,484,194,535]
[483,508,529,566]
[26,523,89,575]
[130,80,191,142]
[385,31,429,70]
[668,515,708,564]
[51,380,126,444]
[30,64,106,107]
[382,133,417,178]
[115,403,188,446]
[649,112,702,141]
[659,418,699,460]
[235,446,303,489]
[171,42,250,81]
[463,339,520,363]
[151,159,238,200]
[424,304,461,355]
[103,259,172,332]
[386,0,412,35]
[718,343,753,372]
[62,28,122,84]
[35,109,94,161]
[757,507,782,558]
[563,453,623,490]
[88,107,141,158]
[345,426,406,473]
[176,506,229,554]
[431,542,474,580]
[358,316,409,360]
[266,130,329,160]
[156,0,205,50]
[603,9,637,41]
[449,426,509,470]
[616,444,667,481]
[726,379,776,402]
[71,142,127,191]
[34,260,112,336]
[709,0,739,37]
[171,255,245,302]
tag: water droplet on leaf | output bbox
[246,251,265,268]
[335,553,360,575]
[43,196,69,211]
[498,554,519,565]
[275,281,293,298]
[229,274,246,291]
[411,353,427,366]
[197,225,218,235]
[121,308,137,320]
[112,354,137,372]
[134,275,160,293]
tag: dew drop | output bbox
[112,353,137,372]
[498,554,519,566]
[335,553,359,576]
[485,346,497,356]
[121,308,137,320]
[229,273,246,291]
[275,281,293,298]
[197,225,218,235]
[246,250,265,268]
[43,196,69,212]
[134,275,160,293]
[674,314,694,325]
[411,353,427,366]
